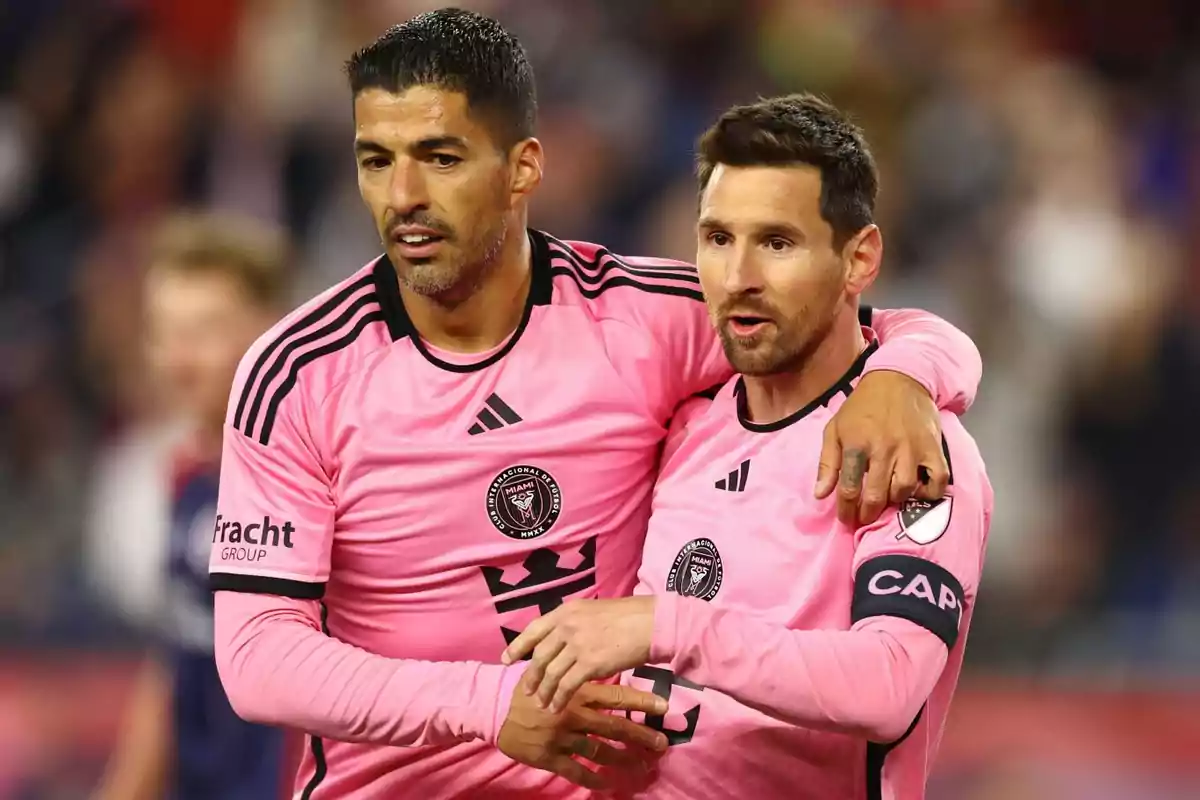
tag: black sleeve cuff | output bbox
[210,572,326,600]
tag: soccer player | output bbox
[95,214,292,800]
[210,10,983,799]
[502,94,993,799]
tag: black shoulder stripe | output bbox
[546,237,701,284]
[550,267,704,302]
[567,249,700,283]
[234,275,375,431]
[210,572,326,599]
[692,382,723,401]
[561,256,701,286]
[241,292,380,440]
[859,304,874,327]
[852,554,965,649]
[258,309,384,445]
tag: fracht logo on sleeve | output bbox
[213,514,295,563]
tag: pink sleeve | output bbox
[864,307,982,415]
[661,392,717,469]
[652,417,991,743]
[652,597,946,743]
[608,255,732,422]
[847,415,991,635]
[209,352,335,594]
[214,591,528,746]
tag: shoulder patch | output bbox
[895,496,953,545]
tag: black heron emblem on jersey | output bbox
[486,465,563,540]
[666,538,723,601]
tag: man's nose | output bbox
[387,158,430,217]
[723,246,764,295]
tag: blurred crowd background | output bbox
[0,0,1197,797]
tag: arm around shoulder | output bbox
[865,307,982,415]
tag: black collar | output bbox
[735,340,881,433]
[370,229,554,373]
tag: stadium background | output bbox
[0,0,1197,797]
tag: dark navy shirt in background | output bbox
[164,464,286,800]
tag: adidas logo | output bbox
[468,393,523,435]
[715,459,751,492]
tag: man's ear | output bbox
[509,137,544,201]
[843,224,882,298]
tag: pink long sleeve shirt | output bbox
[621,336,993,800]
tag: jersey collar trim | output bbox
[371,255,408,342]
[370,230,554,373]
[734,339,881,433]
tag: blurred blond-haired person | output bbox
[95,212,293,800]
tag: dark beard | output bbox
[403,215,510,309]
[723,307,837,377]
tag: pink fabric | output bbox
[209,232,982,798]
[625,342,993,799]
[214,592,526,746]
[652,599,947,744]
[865,308,982,415]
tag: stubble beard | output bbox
[400,214,510,309]
[719,301,838,377]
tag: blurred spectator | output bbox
[93,211,292,800]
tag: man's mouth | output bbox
[390,227,447,258]
[397,233,440,245]
[727,314,773,337]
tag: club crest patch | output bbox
[895,496,953,545]
[666,538,723,601]
[486,465,563,540]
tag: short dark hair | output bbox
[345,8,537,148]
[696,93,878,247]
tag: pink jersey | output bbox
[209,229,982,799]
[625,336,993,800]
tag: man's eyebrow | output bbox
[756,221,807,241]
[353,139,390,156]
[696,217,808,241]
[410,135,469,151]
[354,136,470,157]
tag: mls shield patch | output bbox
[895,496,953,545]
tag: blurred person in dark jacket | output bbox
[94,212,293,800]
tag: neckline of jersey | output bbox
[734,339,881,433]
[370,229,555,373]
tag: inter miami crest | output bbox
[896,496,953,545]
[666,538,723,601]
[486,465,563,540]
